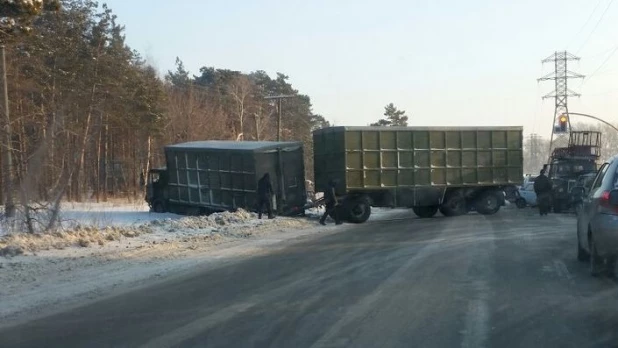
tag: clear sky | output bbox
[103,0,618,138]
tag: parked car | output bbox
[575,157,618,277]
[522,175,537,188]
[516,182,537,208]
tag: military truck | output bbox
[313,126,524,222]
[146,141,307,215]
[546,131,601,213]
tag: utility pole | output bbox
[538,51,584,159]
[264,95,295,141]
[263,94,295,212]
[0,45,14,217]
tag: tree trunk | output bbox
[239,101,244,141]
[103,118,108,202]
[146,135,151,175]
[74,82,97,202]
[1,46,15,217]
[95,115,103,203]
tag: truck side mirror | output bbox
[609,190,618,206]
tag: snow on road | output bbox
[0,203,405,327]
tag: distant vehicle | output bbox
[546,131,601,213]
[516,182,537,208]
[575,156,618,277]
[146,141,307,216]
[522,174,537,187]
[313,126,524,222]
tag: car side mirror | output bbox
[609,190,618,206]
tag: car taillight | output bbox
[599,190,618,213]
[601,191,610,204]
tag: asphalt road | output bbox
[3,208,618,348]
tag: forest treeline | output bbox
[0,0,330,208]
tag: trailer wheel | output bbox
[345,198,371,223]
[476,191,501,215]
[412,205,438,218]
[439,192,467,217]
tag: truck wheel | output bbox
[515,198,527,209]
[345,198,371,223]
[439,193,467,217]
[152,200,166,213]
[412,206,438,218]
[476,191,501,215]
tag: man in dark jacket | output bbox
[320,179,342,225]
[534,169,553,216]
[257,173,274,219]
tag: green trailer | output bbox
[313,126,524,222]
[145,141,307,216]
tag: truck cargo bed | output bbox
[313,126,523,210]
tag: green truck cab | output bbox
[313,126,524,222]
[546,131,601,213]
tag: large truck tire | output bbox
[475,191,501,215]
[412,205,438,218]
[345,197,371,223]
[439,192,467,217]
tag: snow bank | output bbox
[0,208,299,254]
[0,201,176,236]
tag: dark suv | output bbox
[576,157,618,277]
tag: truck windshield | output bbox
[551,161,596,177]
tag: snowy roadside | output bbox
[0,204,407,327]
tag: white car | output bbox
[517,182,537,207]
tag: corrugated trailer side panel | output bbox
[314,127,523,192]
[165,148,257,210]
[342,128,522,188]
[254,146,307,210]
[344,128,522,188]
[313,128,347,193]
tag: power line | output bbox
[568,0,602,49]
[585,45,618,59]
[582,44,618,86]
[577,0,615,54]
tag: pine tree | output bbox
[370,103,408,127]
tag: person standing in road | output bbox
[257,173,274,219]
[320,179,342,225]
[534,168,553,216]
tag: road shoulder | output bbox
[0,217,335,328]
